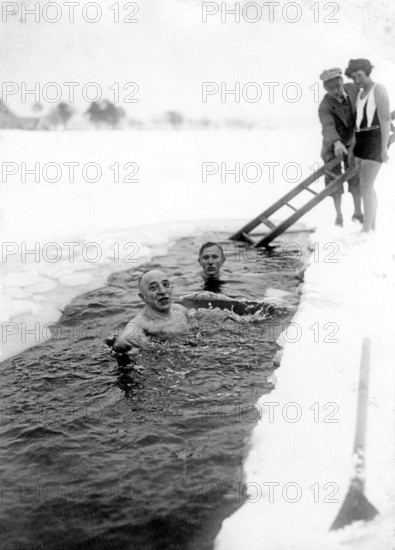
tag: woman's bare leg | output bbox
[355,158,381,232]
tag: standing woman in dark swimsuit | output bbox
[345,59,391,233]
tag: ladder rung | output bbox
[283,202,298,212]
[323,170,338,179]
[303,186,318,195]
[259,217,276,230]
[241,232,255,244]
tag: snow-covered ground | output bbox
[215,209,395,547]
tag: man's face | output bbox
[199,244,225,279]
[350,70,369,89]
[324,77,345,100]
[139,270,173,313]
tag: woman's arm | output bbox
[375,83,391,162]
[389,110,395,147]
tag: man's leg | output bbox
[323,155,343,225]
[332,194,343,226]
[351,190,363,219]
[349,177,363,220]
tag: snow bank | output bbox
[215,161,395,549]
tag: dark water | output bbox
[0,232,309,550]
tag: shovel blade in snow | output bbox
[330,485,379,531]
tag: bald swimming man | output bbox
[111,269,190,353]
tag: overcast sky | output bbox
[1,0,394,121]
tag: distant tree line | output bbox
[0,98,256,131]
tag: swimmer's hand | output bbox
[113,339,133,354]
[105,336,138,356]
[105,337,116,349]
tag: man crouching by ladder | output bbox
[318,67,363,227]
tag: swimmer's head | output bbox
[198,242,225,280]
[138,269,173,313]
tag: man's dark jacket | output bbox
[319,82,359,161]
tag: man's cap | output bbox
[320,68,342,83]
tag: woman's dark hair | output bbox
[345,58,373,78]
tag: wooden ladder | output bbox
[229,157,357,248]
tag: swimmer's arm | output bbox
[172,303,188,313]
[173,303,197,320]
[173,303,195,320]
[185,307,197,319]
[119,316,152,351]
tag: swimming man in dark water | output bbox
[110,269,190,354]
[198,242,226,293]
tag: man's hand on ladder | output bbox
[334,140,348,158]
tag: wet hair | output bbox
[345,59,373,78]
[198,241,225,260]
